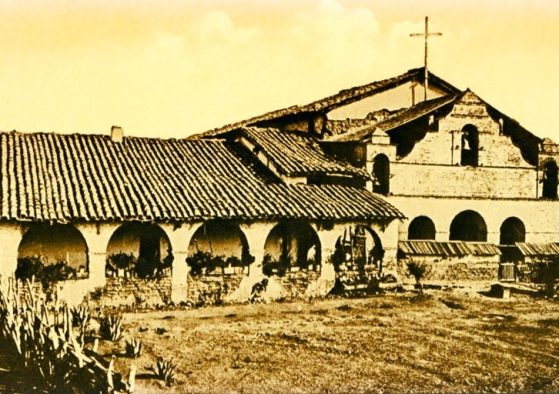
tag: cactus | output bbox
[125,337,142,358]
[151,356,176,386]
[99,314,123,341]
[0,276,135,393]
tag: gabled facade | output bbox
[196,67,559,284]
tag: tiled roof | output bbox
[0,131,404,222]
[326,94,458,142]
[399,240,501,257]
[516,242,559,257]
[192,68,460,139]
[541,138,559,154]
[238,127,369,178]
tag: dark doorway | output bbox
[542,160,558,199]
[449,210,487,242]
[372,154,390,195]
[408,216,436,240]
[499,217,525,263]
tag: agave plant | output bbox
[151,357,176,386]
[125,337,142,358]
[99,314,123,341]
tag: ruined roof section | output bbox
[325,94,458,142]
[239,127,369,178]
[0,131,403,222]
[516,242,559,257]
[399,240,501,257]
[192,67,460,139]
[541,138,559,154]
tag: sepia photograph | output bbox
[0,0,558,393]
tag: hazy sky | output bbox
[0,0,558,140]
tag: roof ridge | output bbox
[191,67,461,139]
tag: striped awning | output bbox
[399,240,501,257]
[515,242,559,257]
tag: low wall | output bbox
[397,257,499,284]
[273,267,322,298]
[336,262,379,289]
[93,275,172,307]
[187,271,246,305]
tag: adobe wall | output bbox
[391,196,559,244]
[91,275,172,308]
[389,163,536,199]
[396,255,500,284]
[186,271,246,305]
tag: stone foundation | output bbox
[397,258,499,283]
[186,271,246,305]
[93,275,172,307]
[273,267,322,298]
[336,262,380,289]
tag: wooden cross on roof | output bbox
[410,16,442,101]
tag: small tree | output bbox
[538,258,559,298]
[406,260,428,294]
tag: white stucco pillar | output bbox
[224,222,276,302]
[0,223,23,278]
[240,222,276,277]
[162,222,200,304]
[313,223,346,296]
[52,222,119,306]
[372,219,400,263]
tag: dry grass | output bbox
[101,291,559,393]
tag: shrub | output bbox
[15,256,43,281]
[15,257,76,289]
[151,357,176,386]
[536,260,559,297]
[71,304,91,345]
[106,253,135,274]
[186,252,226,276]
[262,254,290,277]
[99,314,123,341]
[41,261,76,284]
[406,260,428,294]
[125,337,142,358]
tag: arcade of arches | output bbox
[264,221,321,268]
[18,223,89,274]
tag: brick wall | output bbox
[94,275,172,307]
[397,257,499,283]
[274,268,322,298]
[186,272,245,305]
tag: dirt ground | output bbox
[102,290,559,393]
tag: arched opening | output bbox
[449,210,487,242]
[499,217,525,265]
[187,221,251,273]
[408,216,436,240]
[106,222,172,278]
[542,160,558,199]
[372,154,390,195]
[460,124,479,167]
[17,223,89,280]
[499,217,525,245]
[264,221,321,273]
[332,225,384,270]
